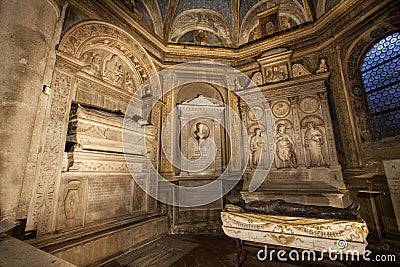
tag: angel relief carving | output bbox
[81,52,102,76]
[103,54,124,86]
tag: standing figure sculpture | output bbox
[304,122,326,167]
[275,124,297,168]
[250,128,263,169]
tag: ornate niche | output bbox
[169,10,233,47]
[177,96,225,176]
[239,66,350,208]
[301,114,329,168]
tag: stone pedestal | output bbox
[221,211,369,254]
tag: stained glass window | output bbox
[361,32,400,138]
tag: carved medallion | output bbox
[272,102,290,118]
[249,106,264,121]
[299,97,320,114]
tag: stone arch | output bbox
[177,82,225,103]
[59,20,157,81]
[345,18,400,143]
[169,9,233,47]
[240,0,309,45]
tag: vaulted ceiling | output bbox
[121,0,340,47]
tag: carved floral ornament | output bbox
[58,21,157,84]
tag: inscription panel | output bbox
[86,176,132,223]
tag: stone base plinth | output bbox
[29,215,168,266]
[242,166,351,208]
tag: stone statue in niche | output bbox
[304,122,326,167]
[275,124,297,169]
[250,128,263,169]
[193,122,212,157]
[189,122,215,174]
[316,58,328,73]
[103,54,124,86]
[194,122,210,142]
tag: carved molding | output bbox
[58,20,157,81]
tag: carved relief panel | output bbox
[177,96,225,176]
[29,21,159,234]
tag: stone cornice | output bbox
[71,0,393,65]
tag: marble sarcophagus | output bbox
[221,209,369,255]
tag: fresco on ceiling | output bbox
[258,7,280,37]
[136,0,154,32]
[326,0,339,11]
[178,30,223,47]
[120,0,155,32]
[174,0,233,27]
[157,0,169,20]
[240,0,261,22]
[248,15,296,42]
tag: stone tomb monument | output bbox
[177,95,225,176]
[237,49,351,208]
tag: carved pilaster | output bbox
[228,91,242,172]
[160,72,176,176]
[318,91,339,165]
[27,69,73,233]
[289,96,305,166]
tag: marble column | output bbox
[0,0,64,220]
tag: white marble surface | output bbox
[221,211,369,254]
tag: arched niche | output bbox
[176,82,224,104]
[58,20,158,110]
[169,9,233,47]
[345,18,400,146]
[240,0,310,45]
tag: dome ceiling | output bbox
[121,0,340,47]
